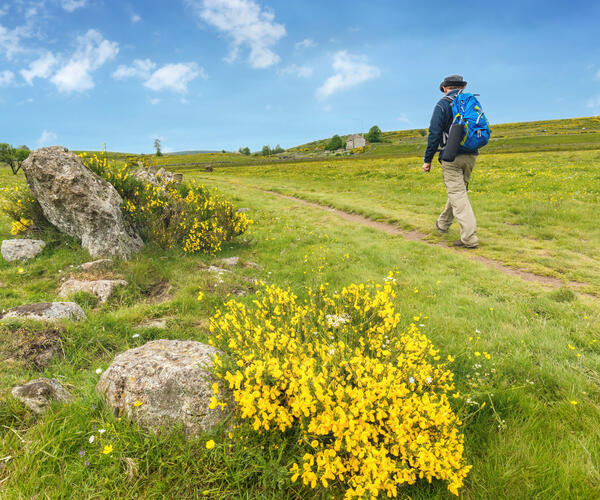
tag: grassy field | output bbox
[1,121,600,498]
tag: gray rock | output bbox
[1,239,45,262]
[58,279,128,304]
[132,167,182,187]
[11,378,73,414]
[79,259,114,272]
[97,340,226,436]
[1,302,86,322]
[21,146,143,259]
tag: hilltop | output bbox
[287,115,600,158]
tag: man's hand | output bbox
[422,162,431,173]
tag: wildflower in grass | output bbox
[133,400,144,407]
[568,344,575,350]
[102,444,113,454]
[89,435,95,443]
[197,291,204,301]
[95,368,103,374]
[570,400,578,405]
[210,275,470,497]
[17,268,24,274]
[205,440,215,450]
[98,429,106,434]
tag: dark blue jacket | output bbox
[424,89,478,163]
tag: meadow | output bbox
[1,118,599,498]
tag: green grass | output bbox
[1,123,600,498]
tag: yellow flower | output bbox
[570,400,578,405]
[102,444,113,454]
[133,400,144,407]
[17,268,25,274]
[197,291,204,301]
[205,440,216,449]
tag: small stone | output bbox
[11,378,73,414]
[1,239,45,262]
[1,302,86,322]
[97,340,226,436]
[58,279,128,304]
[79,259,114,272]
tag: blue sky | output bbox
[1,0,599,153]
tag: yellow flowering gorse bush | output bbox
[81,153,251,253]
[1,186,47,234]
[210,275,471,498]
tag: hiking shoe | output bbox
[435,221,448,234]
[453,240,478,249]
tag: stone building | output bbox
[346,134,366,149]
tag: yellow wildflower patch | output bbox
[210,274,471,497]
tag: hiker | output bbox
[422,74,482,248]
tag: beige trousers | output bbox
[437,154,478,247]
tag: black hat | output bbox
[439,75,467,92]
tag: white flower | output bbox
[426,377,432,384]
[89,435,95,443]
[95,368,103,374]
[98,429,106,434]
[132,334,140,338]
[475,328,481,334]
[408,377,415,384]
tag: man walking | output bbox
[422,75,479,248]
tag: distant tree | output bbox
[0,143,30,175]
[326,134,343,151]
[366,125,382,143]
[261,145,272,156]
[418,129,427,137]
[272,144,285,154]
[222,149,226,154]
[17,145,30,151]
[153,138,163,157]
[238,146,251,155]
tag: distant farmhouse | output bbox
[346,134,366,150]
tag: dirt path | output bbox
[200,176,594,297]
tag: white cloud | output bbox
[278,64,313,79]
[186,0,286,69]
[397,113,411,124]
[37,129,58,147]
[51,29,119,93]
[61,0,88,13]
[0,24,27,60]
[150,98,161,105]
[112,58,156,80]
[131,14,141,23]
[316,50,380,100]
[0,70,14,86]
[295,38,315,50]
[144,62,203,93]
[20,52,58,85]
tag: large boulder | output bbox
[11,378,73,414]
[22,146,143,259]
[1,239,45,262]
[58,279,128,304]
[97,340,226,436]
[1,302,86,322]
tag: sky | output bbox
[1,0,600,153]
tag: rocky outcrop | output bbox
[97,340,226,436]
[58,279,128,304]
[1,239,45,262]
[1,302,86,322]
[132,167,182,187]
[21,146,143,259]
[11,378,73,414]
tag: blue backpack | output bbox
[446,92,491,151]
